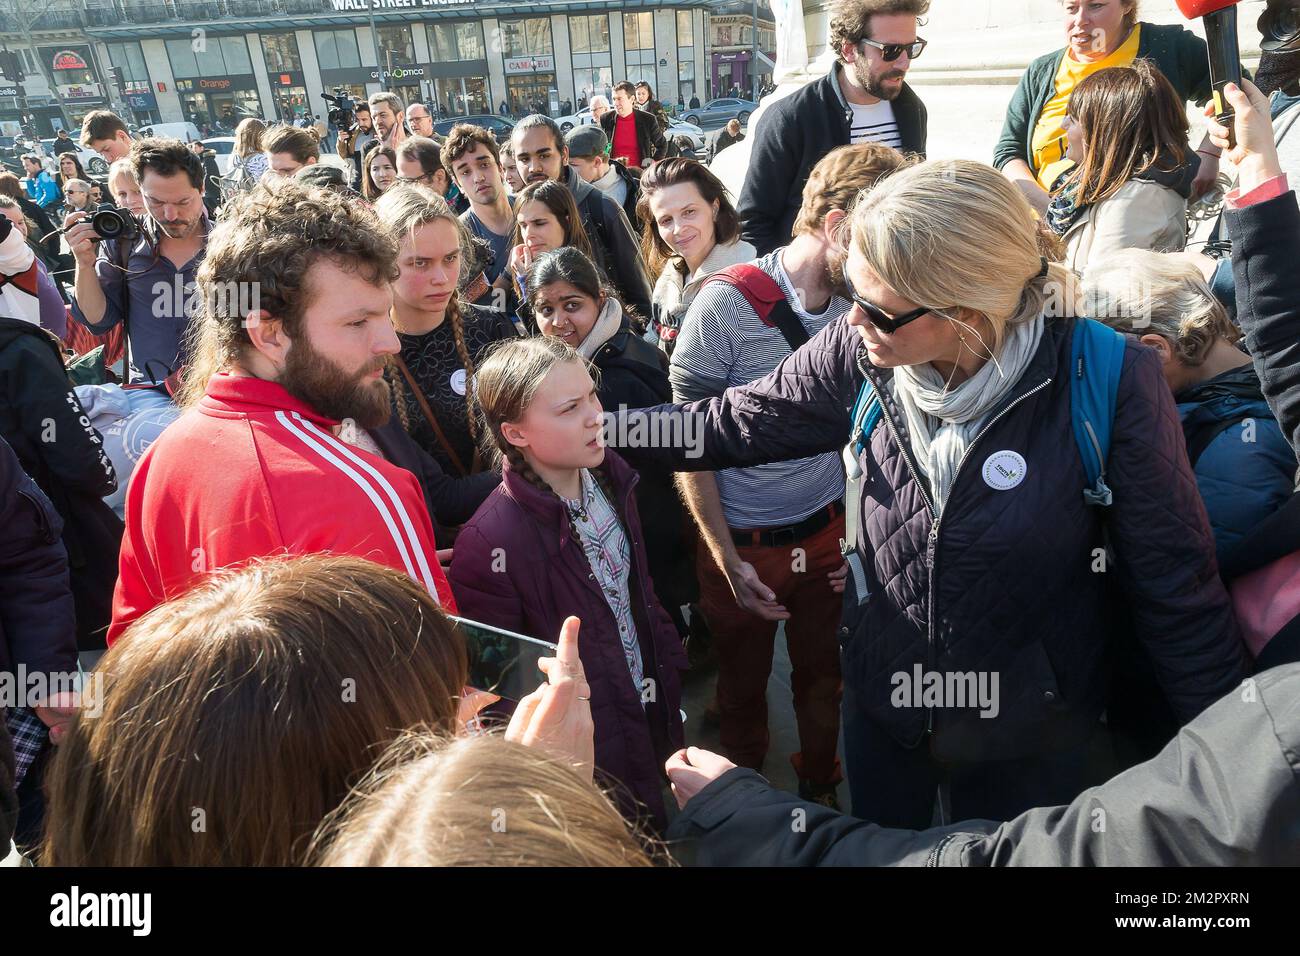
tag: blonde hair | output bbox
[792,143,910,237]
[312,732,661,867]
[107,156,137,187]
[234,117,267,158]
[1081,249,1239,366]
[373,183,480,442]
[850,159,1080,352]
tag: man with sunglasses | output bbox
[739,0,930,256]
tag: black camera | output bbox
[320,87,356,129]
[1260,0,1300,52]
[90,205,141,243]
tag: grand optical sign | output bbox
[368,65,426,81]
[329,0,474,9]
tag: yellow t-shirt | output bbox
[1030,24,1142,191]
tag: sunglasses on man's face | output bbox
[858,37,928,62]
[844,274,932,334]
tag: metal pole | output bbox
[367,1,386,91]
[751,0,759,101]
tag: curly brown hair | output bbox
[263,124,320,164]
[179,180,398,407]
[440,122,501,178]
[829,0,931,62]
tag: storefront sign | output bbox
[51,50,89,71]
[367,65,426,81]
[176,76,258,93]
[126,93,157,110]
[57,83,104,100]
[0,86,17,98]
[504,56,555,74]
[329,0,473,9]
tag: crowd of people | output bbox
[2,0,1300,868]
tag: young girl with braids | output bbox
[373,184,519,481]
[448,336,688,832]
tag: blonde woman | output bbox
[314,733,659,867]
[612,158,1247,828]
[231,117,269,185]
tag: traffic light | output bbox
[109,66,124,90]
[0,50,24,83]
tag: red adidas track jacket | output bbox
[108,373,455,642]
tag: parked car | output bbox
[433,114,515,140]
[682,98,758,130]
[555,107,593,132]
[136,121,204,144]
[39,139,109,178]
[201,137,237,176]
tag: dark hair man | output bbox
[511,114,652,317]
[738,0,930,255]
[65,138,210,385]
[602,81,667,170]
[79,110,133,164]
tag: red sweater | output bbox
[109,373,455,642]
[611,112,642,169]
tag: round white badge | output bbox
[450,369,468,396]
[982,450,1027,491]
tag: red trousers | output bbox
[697,517,844,785]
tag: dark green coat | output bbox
[993,22,1212,174]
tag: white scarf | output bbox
[891,314,1045,511]
[575,297,625,360]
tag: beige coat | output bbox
[649,237,757,351]
[1063,178,1189,273]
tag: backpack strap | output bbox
[1070,318,1126,508]
[704,264,810,354]
[840,378,883,606]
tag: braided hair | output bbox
[474,336,616,515]
[373,183,481,444]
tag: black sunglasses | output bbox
[844,275,932,334]
[858,37,928,62]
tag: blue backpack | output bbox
[844,318,1127,509]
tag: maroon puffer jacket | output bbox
[448,449,687,830]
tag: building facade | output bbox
[0,0,737,135]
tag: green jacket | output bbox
[993,22,1212,173]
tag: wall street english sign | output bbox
[329,0,475,9]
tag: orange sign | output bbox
[51,50,89,71]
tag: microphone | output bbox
[1176,0,1244,147]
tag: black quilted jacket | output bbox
[614,314,1247,761]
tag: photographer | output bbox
[65,138,210,388]
[336,100,376,184]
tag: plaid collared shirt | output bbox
[4,706,47,784]
[564,469,645,698]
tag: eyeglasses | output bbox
[844,274,933,334]
[396,175,433,185]
[857,37,928,62]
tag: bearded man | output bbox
[108,181,460,641]
[738,0,930,255]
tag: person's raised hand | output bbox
[665,747,738,809]
[504,616,594,781]
[34,689,80,746]
[62,210,99,265]
[827,561,848,595]
[1205,80,1281,194]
